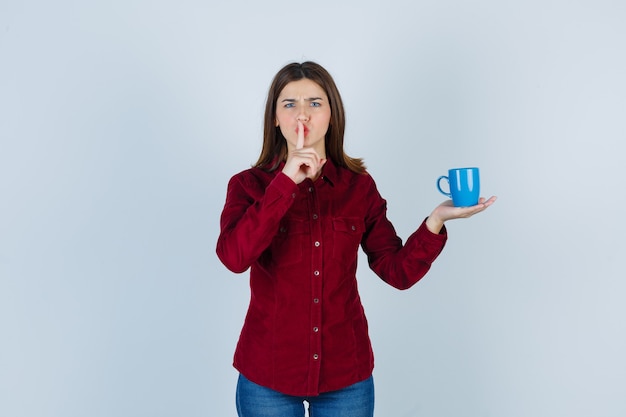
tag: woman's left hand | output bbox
[425,196,497,234]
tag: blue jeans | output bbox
[236,374,375,417]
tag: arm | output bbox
[364,182,497,289]
[218,126,327,273]
[361,178,448,290]
[216,171,298,273]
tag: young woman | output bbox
[216,61,496,417]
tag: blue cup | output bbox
[437,167,480,207]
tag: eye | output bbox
[310,102,321,107]
[284,102,296,108]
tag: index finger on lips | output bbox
[296,121,304,150]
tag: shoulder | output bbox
[332,164,374,184]
[343,168,376,189]
[329,167,381,199]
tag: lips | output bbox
[296,125,309,137]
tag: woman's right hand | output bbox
[282,121,326,184]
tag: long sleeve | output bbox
[360,176,447,290]
[216,170,298,273]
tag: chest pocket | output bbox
[268,217,309,268]
[331,217,365,261]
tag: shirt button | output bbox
[314,241,320,247]
[313,327,319,332]
[312,214,318,220]
[308,187,313,192]
[351,225,356,231]
[313,354,319,360]
[291,193,296,199]
[313,270,320,276]
[313,298,319,303]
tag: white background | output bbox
[1,1,625,416]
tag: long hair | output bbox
[254,62,365,173]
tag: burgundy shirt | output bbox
[216,159,447,396]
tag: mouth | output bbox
[296,125,310,137]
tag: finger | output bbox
[296,121,304,150]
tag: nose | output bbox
[296,106,309,122]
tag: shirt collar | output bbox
[320,158,337,187]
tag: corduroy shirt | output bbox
[216,159,447,397]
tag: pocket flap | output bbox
[332,217,364,234]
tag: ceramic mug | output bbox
[437,167,480,207]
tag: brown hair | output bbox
[254,61,365,173]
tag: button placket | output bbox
[308,181,323,375]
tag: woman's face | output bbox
[275,78,331,156]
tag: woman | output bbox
[216,61,496,417]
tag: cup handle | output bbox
[437,176,451,198]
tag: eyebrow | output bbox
[281,97,324,102]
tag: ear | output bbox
[275,118,279,127]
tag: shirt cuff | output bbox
[417,217,448,242]
[419,217,448,236]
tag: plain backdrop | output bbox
[1,1,625,416]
